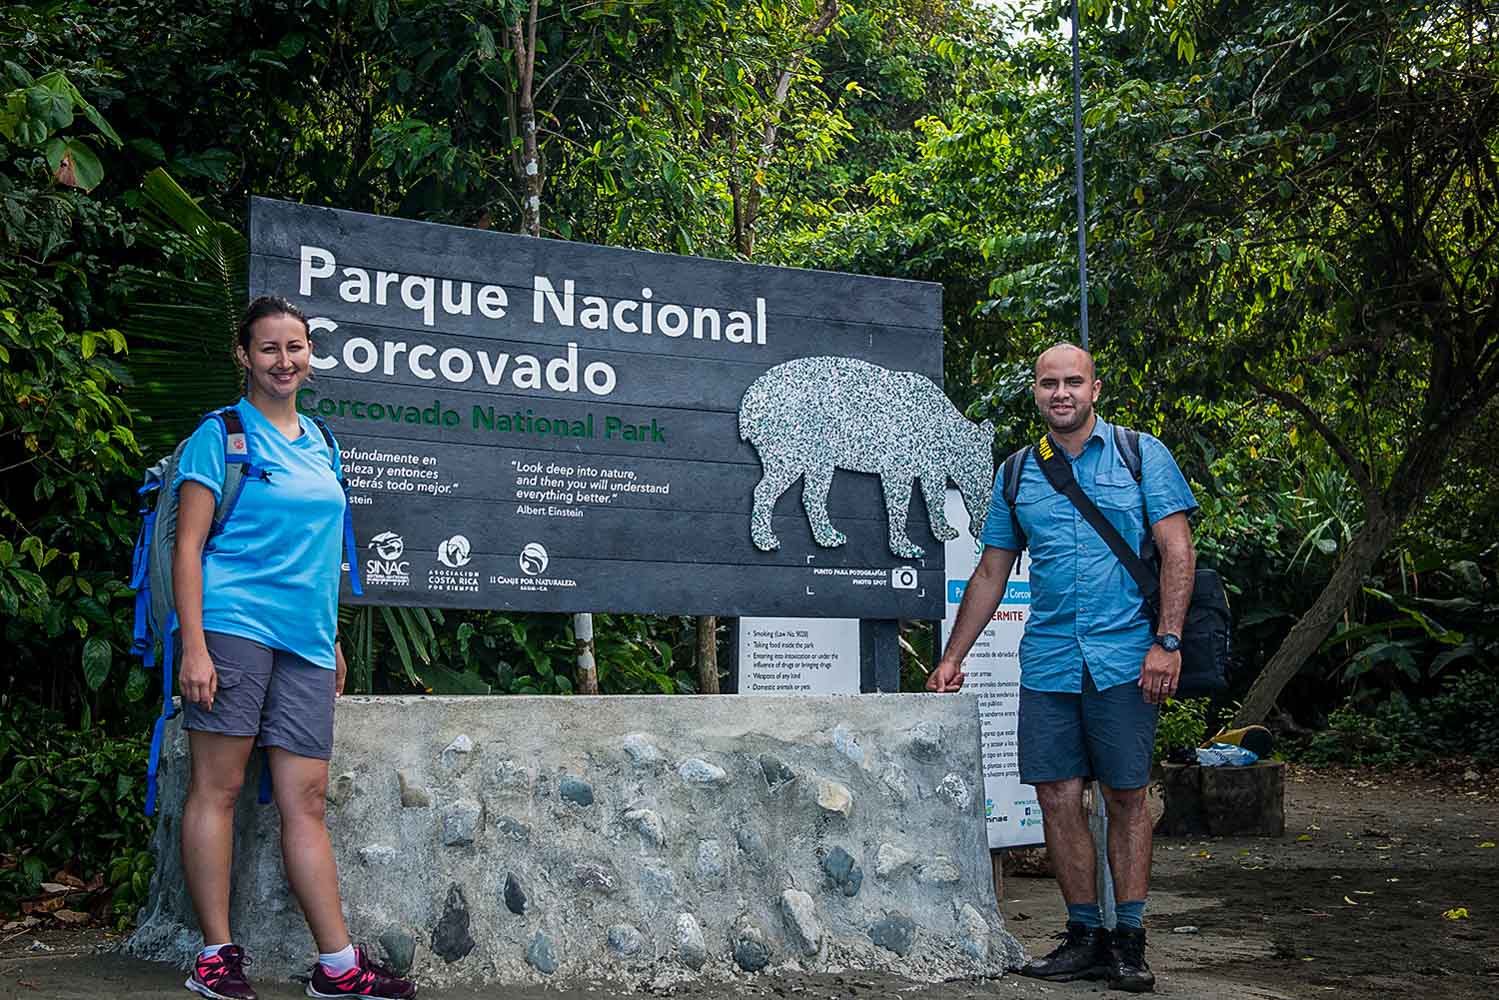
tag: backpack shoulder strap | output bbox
[1113,424,1142,483]
[1000,445,1032,551]
[309,416,364,597]
[211,406,255,534]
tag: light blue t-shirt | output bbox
[980,417,1198,693]
[173,399,345,670]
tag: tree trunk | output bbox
[510,0,541,237]
[573,612,599,694]
[696,615,720,694]
[1234,508,1399,726]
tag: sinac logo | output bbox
[369,531,405,561]
[519,542,549,576]
[438,534,472,569]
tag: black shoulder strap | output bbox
[1113,424,1142,483]
[1033,433,1160,606]
[1000,445,1032,551]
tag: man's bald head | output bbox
[1035,342,1096,381]
[1033,342,1102,435]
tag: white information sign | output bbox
[737,619,861,695]
[942,490,1043,848]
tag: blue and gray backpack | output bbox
[128,406,362,814]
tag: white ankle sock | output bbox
[319,944,357,974]
[200,943,231,960]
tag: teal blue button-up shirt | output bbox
[979,418,1198,693]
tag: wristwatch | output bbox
[1153,632,1181,652]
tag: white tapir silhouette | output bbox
[739,356,994,559]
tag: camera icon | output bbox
[891,566,918,590]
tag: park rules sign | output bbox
[249,198,985,618]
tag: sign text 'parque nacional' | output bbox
[249,198,993,617]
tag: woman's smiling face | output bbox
[237,312,311,401]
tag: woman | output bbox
[173,296,415,1000]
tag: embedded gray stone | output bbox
[606,923,644,957]
[622,807,666,848]
[880,763,911,802]
[734,826,766,863]
[957,903,989,962]
[443,734,474,757]
[621,733,663,766]
[739,357,993,558]
[936,773,973,812]
[495,816,530,842]
[327,772,356,807]
[573,862,617,893]
[831,725,865,765]
[358,844,399,867]
[875,843,916,878]
[919,857,961,884]
[526,931,558,975]
[639,866,676,901]
[493,759,531,794]
[759,753,796,790]
[908,720,944,761]
[821,846,864,897]
[431,884,474,963]
[732,923,771,972]
[870,912,917,956]
[678,758,727,785]
[816,778,853,817]
[674,913,707,970]
[378,930,416,976]
[780,889,822,956]
[397,770,431,808]
[559,775,594,807]
[503,873,527,915]
[696,839,726,882]
[441,799,482,847]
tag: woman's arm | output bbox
[173,481,219,709]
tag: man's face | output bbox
[1033,348,1101,434]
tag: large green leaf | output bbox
[60,138,104,191]
[125,168,247,453]
[82,636,112,690]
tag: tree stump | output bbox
[1155,760,1285,837]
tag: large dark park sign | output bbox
[249,198,994,619]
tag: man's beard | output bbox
[1045,399,1092,433]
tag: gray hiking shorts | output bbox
[178,631,336,760]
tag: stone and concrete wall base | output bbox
[127,694,1025,987]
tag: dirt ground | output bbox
[2,765,1495,1000]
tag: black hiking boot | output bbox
[1018,922,1109,982]
[1107,925,1156,993]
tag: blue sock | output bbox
[1116,899,1147,929]
[1066,902,1103,928]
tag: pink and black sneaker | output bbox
[185,944,257,1000]
[306,945,416,999]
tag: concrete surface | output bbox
[125,694,1024,987]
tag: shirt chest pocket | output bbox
[1090,473,1143,513]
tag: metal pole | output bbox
[1070,0,1090,351]
[1089,782,1117,928]
[1072,1,1109,923]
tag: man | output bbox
[928,343,1197,993]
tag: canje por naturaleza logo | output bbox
[438,534,472,568]
[519,542,549,576]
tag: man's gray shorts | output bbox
[179,631,335,760]
[1017,668,1159,790]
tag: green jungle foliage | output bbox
[2,0,1496,918]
